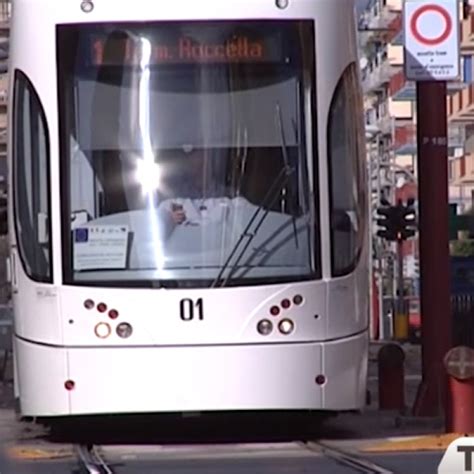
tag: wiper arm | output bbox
[211,163,295,288]
[211,103,301,288]
[211,104,301,288]
[275,103,299,249]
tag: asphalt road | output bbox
[0,441,445,474]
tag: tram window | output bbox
[13,71,52,282]
[327,63,367,277]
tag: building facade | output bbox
[360,0,474,326]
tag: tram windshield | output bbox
[57,20,319,288]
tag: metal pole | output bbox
[376,136,386,340]
[394,237,408,341]
[397,239,404,313]
[368,144,375,339]
[413,81,452,417]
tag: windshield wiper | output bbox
[276,103,299,249]
[211,103,298,288]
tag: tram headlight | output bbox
[257,319,273,336]
[80,1,94,13]
[116,322,133,339]
[275,0,289,9]
[94,322,111,339]
[278,319,294,335]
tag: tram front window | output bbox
[57,20,319,288]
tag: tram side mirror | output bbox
[332,210,352,232]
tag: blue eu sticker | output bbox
[75,228,89,243]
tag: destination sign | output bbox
[89,34,282,66]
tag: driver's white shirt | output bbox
[158,196,249,225]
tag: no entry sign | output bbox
[404,0,460,81]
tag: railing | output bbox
[362,62,392,93]
[449,126,466,148]
[377,114,393,135]
[366,114,393,136]
[394,124,416,150]
[364,2,398,30]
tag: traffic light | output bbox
[397,198,416,241]
[376,205,399,241]
[376,198,417,242]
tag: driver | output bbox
[158,147,239,227]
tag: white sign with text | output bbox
[73,225,129,270]
[404,0,460,81]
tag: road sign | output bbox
[444,346,474,380]
[404,0,460,81]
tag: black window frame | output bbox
[57,20,321,288]
[327,62,368,277]
[12,69,53,283]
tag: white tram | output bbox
[7,0,369,418]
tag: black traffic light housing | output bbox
[376,205,399,241]
[463,0,471,19]
[397,197,416,241]
[376,198,417,242]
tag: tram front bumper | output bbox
[15,332,368,417]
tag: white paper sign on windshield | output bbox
[73,225,129,270]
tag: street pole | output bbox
[412,81,452,417]
[396,238,405,337]
[376,137,386,340]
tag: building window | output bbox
[13,70,52,282]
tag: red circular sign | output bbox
[410,4,452,46]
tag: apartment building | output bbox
[360,0,474,296]
[448,11,474,212]
[361,0,474,209]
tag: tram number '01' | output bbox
[180,298,204,321]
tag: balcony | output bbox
[448,125,466,149]
[362,61,392,93]
[391,27,403,46]
[393,123,416,155]
[390,70,466,101]
[448,84,474,123]
[459,15,474,52]
[362,0,399,31]
[383,13,403,46]
[450,153,474,186]
[377,113,394,136]
[365,113,393,138]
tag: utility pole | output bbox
[396,234,405,336]
[412,81,452,418]
[402,0,459,417]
